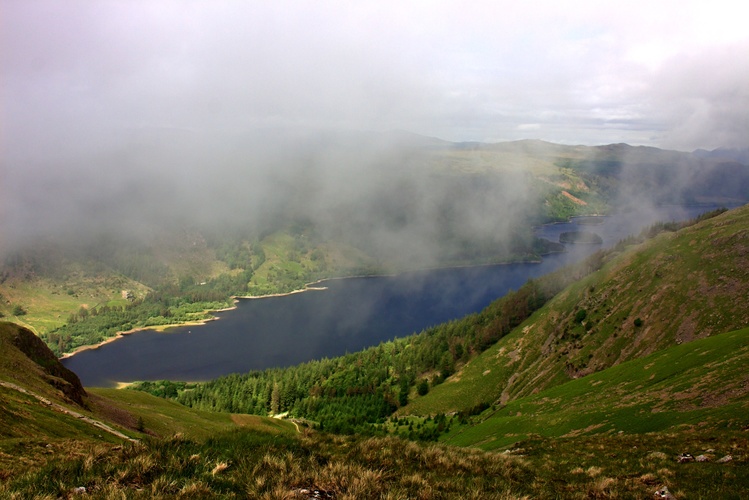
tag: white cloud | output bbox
[1,0,747,256]
[1,0,747,153]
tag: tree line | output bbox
[135,252,604,435]
[135,209,729,436]
[46,269,253,356]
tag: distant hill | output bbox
[693,146,749,166]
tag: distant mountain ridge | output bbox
[693,146,749,165]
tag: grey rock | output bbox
[677,452,695,463]
[654,486,675,499]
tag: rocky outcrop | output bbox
[2,322,87,406]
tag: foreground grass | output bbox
[1,430,532,499]
[514,429,749,499]
[2,427,746,499]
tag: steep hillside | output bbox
[0,322,86,407]
[0,322,294,446]
[407,204,749,415]
[444,327,749,450]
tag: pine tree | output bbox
[270,382,280,415]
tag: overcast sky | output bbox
[2,0,748,153]
[2,0,749,256]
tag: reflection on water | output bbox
[62,205,723,387]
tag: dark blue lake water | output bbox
[63,205,720,387]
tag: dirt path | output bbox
[271,414,302,433]
[289,420,301,433]
[0,381,138,442]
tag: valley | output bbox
[1,203,747,497]
[1,139,748,498]
[5,3,749,496]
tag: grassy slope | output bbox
[0,322,85,405]
[0,272,147,336]
[444,327,749,450]
[0,322,295,479]
[1,340,297,496]
[406,204,749,415]
[88,388,295,440]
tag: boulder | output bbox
[654,486,675,499]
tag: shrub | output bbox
[575,309,587,323]
[417,380,430,396]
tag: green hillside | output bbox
[146,206,746,441]
[444,327,749,450]
[0,322,87,407]
[0,226,378,357]
[406,204,749,415]
[0,322,294,468]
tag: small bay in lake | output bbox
[62,205,722,387]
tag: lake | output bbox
[62,205,720,387]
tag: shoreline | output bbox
[236,285,329,300]
[57,285,336,361]
[58,257,554,362]
[55,205,731,364]
[59,313,229,360]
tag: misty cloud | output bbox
[2,1,748,256]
